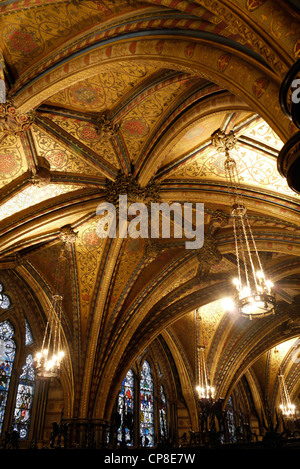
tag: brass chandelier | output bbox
[35,226,76,378]
[35,291,65,379]
[212,129,276,319]
[278,372,296,418]
[195,309,215,400]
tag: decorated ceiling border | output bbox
[11,32,279,111]
[8,16,248,93]
[159,184,300,227]
[145,0,298,72]
[13,0,300,73]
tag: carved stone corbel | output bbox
[59,225,78,245]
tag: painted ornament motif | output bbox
[246,0,265,11]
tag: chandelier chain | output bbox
[212,128,276,319]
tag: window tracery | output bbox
[140,360,154,447]
[0,282,11,310]
[25,320,33,346]
[13,354,35,440]
[0,321,16,434]
[117,369,134,446]
[116,359,168,448]
[0,312,36,441]
[159,385,167,439]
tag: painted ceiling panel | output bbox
[42,114,121,170]
[0,182,85,222]
[0,133,28,187]
[31,124,106,175]
[169,118,299,199]
[46,62,163,113]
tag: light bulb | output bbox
[242,286,251,297]
[266,280,274,289]
[232,278,240,290]
[222,297,235,311]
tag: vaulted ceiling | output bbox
[0,0,299,423]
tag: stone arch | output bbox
[12,34,291,144]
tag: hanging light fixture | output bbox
[35,226,76,378]
[212,129,276,319]
[195,309,215,400]
[278,372,296,418]
[35,246,66,378]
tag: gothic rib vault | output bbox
[0,0,299,438]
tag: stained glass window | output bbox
[13,354,35,439]
[140,361,154,447]
[159,385,167,438]
[0,282,11,310]
[117,369,134,446]
[0,321,16,435]
[25,319,33,346]
[226,396,237,443]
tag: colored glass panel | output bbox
[0,283,11,310]
[13,355,35,439]
[226,396,237,443]
[0,321,16,435]
[159,385,167,438]
[25,319,33,346]
[117,369,134,446]
[140,361,154,447]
